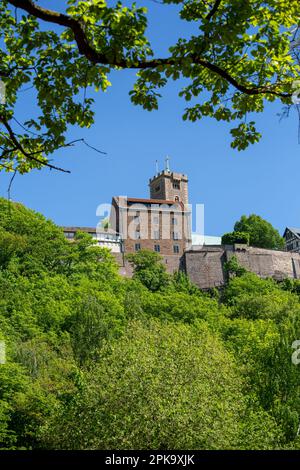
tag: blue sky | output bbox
[0,1,299,237]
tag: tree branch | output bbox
[0,116,71,173]
[7,169,17,201]
[6,0,291,99]
[206,0,222,21]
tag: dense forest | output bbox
[1,198,300,450]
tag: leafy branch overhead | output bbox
[0,0,300,172]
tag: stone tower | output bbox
[149,159,189,205]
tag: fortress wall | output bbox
[292,256,300,278]
[184,247,226,289]
[113,253,181,277]
[272,251,297,279]
[162,254,182,273]
[230,247,279,278]
[184,246,300,289]
[232,247,298,280]
[114,246,300,289]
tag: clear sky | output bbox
[0,1,299,237]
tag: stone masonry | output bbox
[115,244,300,286]
[184,244,300,290]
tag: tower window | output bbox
[173,245,180,254]
[154,244,160,253]
[155,185,160,192]
[135,243,141,251]
[172,181,180,190]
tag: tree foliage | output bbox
[41,319,280,450]
[233,214,285,250]
[126,249,170,291]
[1,198,300,449]
[222,231,250,246]
[223,254,248,278]
[0,0,300,173]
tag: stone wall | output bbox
[114,244,300,289]
[184,245,300,289]
[149,170,189,205]
[184,247,226,289]
[113,252,182,277]
[227,245,300,281]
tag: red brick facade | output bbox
[110,170,191,266]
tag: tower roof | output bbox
[149,170,188,184]
[112,196,185,211]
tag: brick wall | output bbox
[123,205,189,257]
[113,252,181,276]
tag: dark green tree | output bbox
[221,231,250,246]
[234,214,285,250]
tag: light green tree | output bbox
[126,249,170,291]
[40,319,280,449]
[234,214,285,250]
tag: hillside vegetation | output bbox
[1,198,300,449]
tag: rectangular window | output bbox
[154,244,160,253]
[135,243,141,251]
[173,245,180,254]
[172,181,180,190]
[65,232,75,239]
[155,185,160,192]
[172,231,179,240]
[171,217,177,225]
[154,230,160,240]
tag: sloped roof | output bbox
[62,226,96,233]
[112,196,185,210]
[61,226,117,235]
[127,197,180,205]
[283,227,300,238]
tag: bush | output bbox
[221,231,250,245]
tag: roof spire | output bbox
[165,155,170,172]
[155,159,159,176]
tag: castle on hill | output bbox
[62,162,300,289]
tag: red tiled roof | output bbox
[127,197,179,205]
[113,196,185,209]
